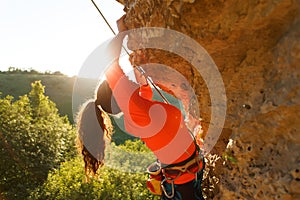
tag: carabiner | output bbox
[161,178,175,199]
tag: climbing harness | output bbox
[146,150,204,198]
[90,0,170,104]
[147,135,204,198]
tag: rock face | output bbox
[116,0,300,199]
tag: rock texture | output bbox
[116,0,300,199]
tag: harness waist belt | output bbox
[161,148,197,169]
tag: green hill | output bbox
[0,73,98,123]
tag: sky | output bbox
[0,0,125,76]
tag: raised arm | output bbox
[104,15,154,135]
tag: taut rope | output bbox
[90,0,169,104]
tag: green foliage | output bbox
[0,73,97,123]
[111,127,136,145]
[0,74,76,123]
[30,155,160,200]
[0,79,164,200]
[0,81,76,199]
[105,140,156,173]
[222,151,237,164]
[118,140,152,153]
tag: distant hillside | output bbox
[0,73,98,123]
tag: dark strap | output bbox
[160,133,202,168]
[161,148,198,168]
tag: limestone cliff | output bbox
[116,0,300,199]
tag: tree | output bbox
[52,71,64,76]
[29,152,160,200]
[7,66,16,72]
[0,81,76,199]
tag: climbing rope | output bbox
[90,0,170,104]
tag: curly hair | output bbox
[76,80,115,179]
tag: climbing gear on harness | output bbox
[160,152,204,198]
[146,151,204,197]
[146,161,163,195]
[162,153,204,181]
[145,129,204,197]
[161,178,175,199]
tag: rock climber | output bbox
[77,15,205,200]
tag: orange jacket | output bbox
[105,62,197,184]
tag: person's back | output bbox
[76,14,205,200]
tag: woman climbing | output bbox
[77,15,205,200]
